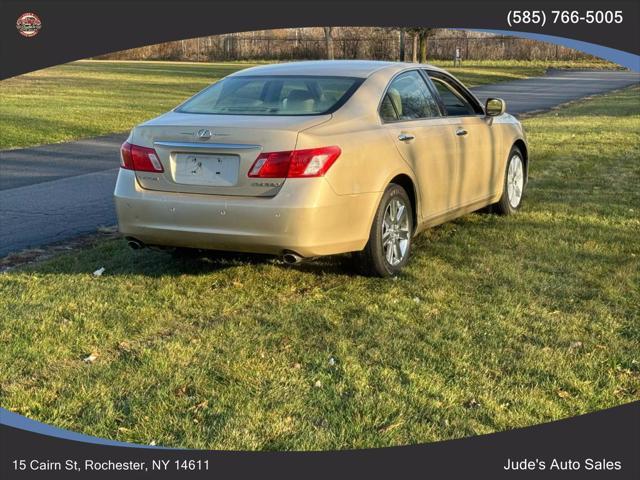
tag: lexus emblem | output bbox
[197,129,212,140]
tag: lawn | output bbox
[0,86,638,450]
[435,58,619,90]
[0,58,617,150]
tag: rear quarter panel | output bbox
[296,69,419,197]
[296,116,411,197]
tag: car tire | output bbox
[356,183,413,277]
[493,146,526,215]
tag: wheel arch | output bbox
[389,173,418,233]
[513,138,529,184]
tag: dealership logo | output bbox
[16,12,42,38]
[197,129,212,140]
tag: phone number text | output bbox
[507,10,623,28]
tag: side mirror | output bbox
[485,98,506,116]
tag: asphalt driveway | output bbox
[472,69,640,115]
[1,69,638,257]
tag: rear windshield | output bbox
[176,75,363,116]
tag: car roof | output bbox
[230,60,446,78]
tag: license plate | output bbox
[174,153,239,186]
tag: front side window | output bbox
[176,75,363,116]
[429,76,477,116]
[380,71,441,122]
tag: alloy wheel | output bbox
[507,154,524,208]
[382,197,410,266]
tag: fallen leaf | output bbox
[464,398,481,408]
[613,387,629,396]
[83,353,98,363]
[189,400,208,412]
[379,421,402,433]
[97,225,118,234]
[557,390,571,399]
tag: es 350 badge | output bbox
[16,12,42,38]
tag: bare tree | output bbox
[399,29,406,61]
[323,27,335,60]
[407,28,435,63]
[95,27,590,63]
[418,28,435,63]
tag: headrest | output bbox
[388,88,402,117]
[283,89,316,113]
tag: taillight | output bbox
[120,142,134,169]
[120,141,164,172]
[248,146,341,178]
[248,151,291,178]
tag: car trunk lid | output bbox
[130,112,331,197]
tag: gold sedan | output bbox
[114,61,528,276]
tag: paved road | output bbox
[1,134,127,256]
[1,70,638,256]
[472,70,640,114]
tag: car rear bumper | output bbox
[114,169,378,257]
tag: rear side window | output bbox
[380,71,441,122]
[176,75,363,116]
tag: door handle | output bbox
[456,128,468,136]
[398,133,415,142]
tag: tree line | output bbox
[97,27,594,63]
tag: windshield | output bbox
[176,75,363,116]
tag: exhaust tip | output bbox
[126,238,144,250]
[282,252,303,265]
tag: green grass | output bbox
[0,60,260,150]
[0,58,617,150]
[1,86,638,450]
[432,59,620,87]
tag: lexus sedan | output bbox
[114,60,528,276]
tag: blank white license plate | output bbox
[174,153,239,186]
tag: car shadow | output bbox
[120,249,278,277]
[154,249,358,277]
[19,239,360,278]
